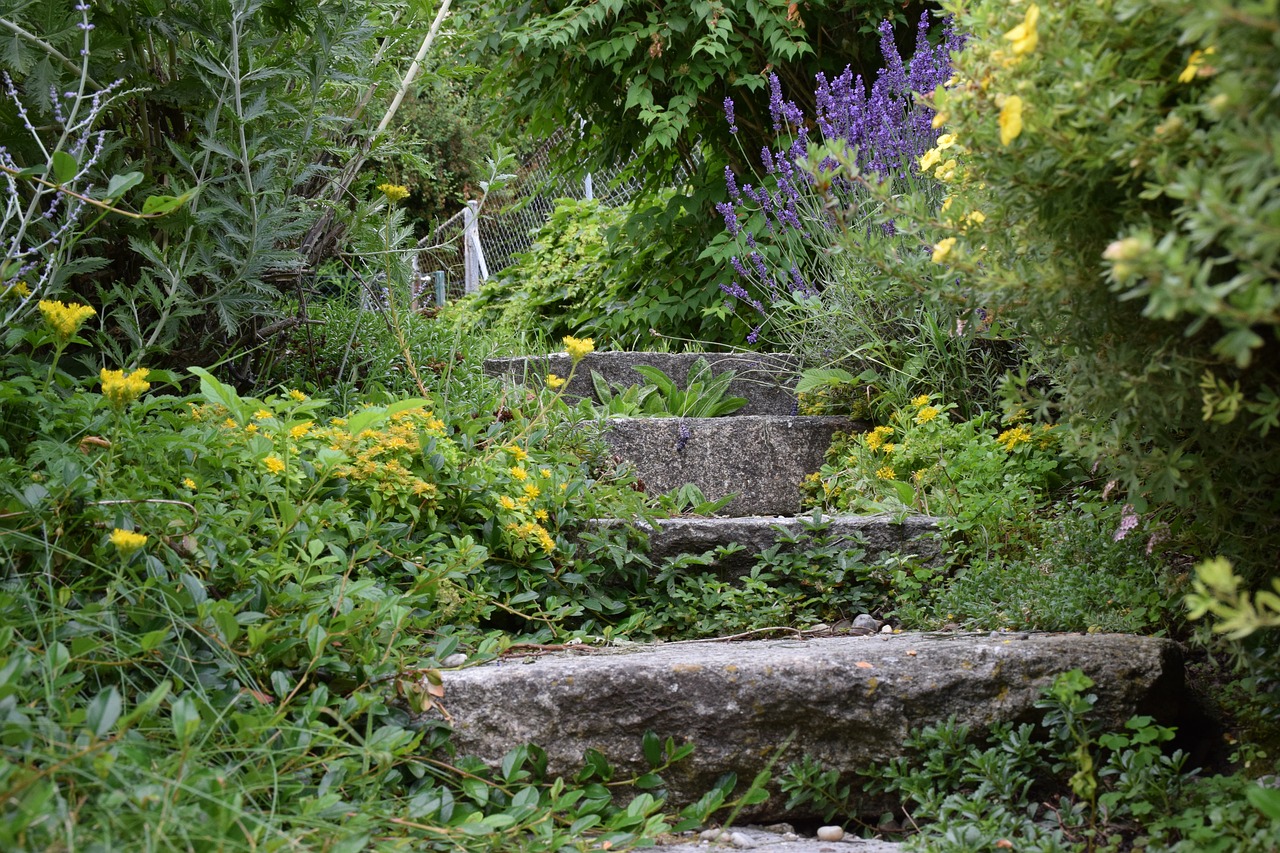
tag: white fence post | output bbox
[463,200,488,294]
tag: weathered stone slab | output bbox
[604,416,863,517]
[655,825,903,852]
[642,514,940,574]
[420,633,1187,820]
[484,352,800,416]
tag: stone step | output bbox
[416,633,1189,822]
[604,416,862,517]
[485,351,800,416]
[641,514,939,574]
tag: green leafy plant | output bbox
[845,670,1280,851]
[634,516,891,639]
[628,358,748,418]
[803,395,1066,542]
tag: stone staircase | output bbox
[420,352,1194,850]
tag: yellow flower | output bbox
[183,478,197,490]
[223,417,239,429]
[996,425,1033,451]
[865,425,893,451]
[523,483,541,500]
[965,210,986,226]
[534,509,549,522]
[875,465,896,480]
[499,495,517,510]
[110,528,147,556]
[999,96,1024,146]
[254,409,273,421]
[935,159,958,182]
[940,195,954,213]
[244,423,259,435]
[289,422,313,440]
[39,300,96,343]
[99,368,151,410]
[918,147,941,172]
[2,281,30,300]
[378,183,410,203]
[546,373,566,390]
[330,417,348,427]
[882,442,896,454]
[936,133,958,150]
[911,395,930,408]
[563,335,594,363]
[264,455,286,474]
[1178,47,1215,84]
[915,406,940,424]
[510,466,528,481]
[932,237,957,264]
[507,445,528,462]
[288,389,308,402]
[931,111,949,130]
[539,468,552,478]
[1003,4,1039,56]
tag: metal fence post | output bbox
[434,270,446,307]
[463,200,489,294]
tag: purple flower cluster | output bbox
[717,13,962,337]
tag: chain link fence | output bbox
[414,131,650,304]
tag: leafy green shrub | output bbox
[581,358,748,419]
[894,508,1180,635]
[872,0,1280,573]
[803,395,1068,542]
[447,197,621,344]
[633,518,894,639]
[782,670,1280,851]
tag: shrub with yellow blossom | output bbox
[38,300,96,343]
[879,0,1280,571]
[803,394,1064,535]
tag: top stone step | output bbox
[484,351,800,416]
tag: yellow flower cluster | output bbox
[915,406,940,424]
[1003,4,1039,57]
[2,281,31,300]
[996,424,1034,451]
[546,373,566,390]
[911,395,931,407]
[39,300,96,342]
[289,422,313,440]
[264,455,286,474]
[288,389,308,402]
[100,368,151,409]
[110,528,148,556]
[328,407,452,506]
[378,183,410,203]
[875,465,896,480]
[865,425,894,451]
[506,521,556,554]
[563,335,594,363]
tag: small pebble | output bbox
[880,624,893,634]
[729,831,755,848]
[698,829,726,842]
[441,653,467,668]
[816,825,845,842]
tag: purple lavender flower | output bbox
[723,96,738,134]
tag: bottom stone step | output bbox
[643,514,939,574]
[416,633,1188,821]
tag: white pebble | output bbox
[729,831,755,848]
[816,825,845,841]
[880,624,894,633]
[441,653,467,667]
